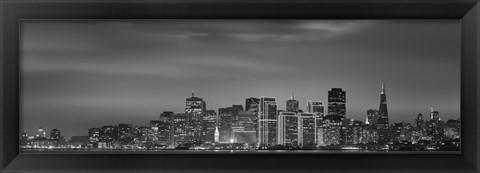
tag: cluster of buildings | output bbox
[20,81,461,151]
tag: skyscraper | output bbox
[218,107,234,143]
[258,96,277,148]
[365,109,379,126]
[118,123,133,144]
[427,107,443,141]
[20,132,28,146]
[173,113,188,145]
[160,111,174,122]
[277,112,298,146]
[50,129,61,140]
[230,105,244,126]
[238,111,256,131]
[444,119,460,139]
[185,91,206,114]
[415,113,425,128]
[298,113,316,147]
[344,119,364,144]
[377,80,390,143]
[88,128,101,143]
[245,97,260,144]
[286,92,299,113]
[430,107,440,121]
[185,91,207,143]
[245,97,260,113]
[327,88,346,122]
[306,100,324,117]
[101,125,119,140]
[202,110,217,143]
[38,127,46,138]
[150,119,173,146]
[217,105,244,143]
[377,81,389,126]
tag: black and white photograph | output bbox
[20,20,461,153]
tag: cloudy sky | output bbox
[21,20,460,138]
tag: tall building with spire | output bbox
[377,81,389,127]
[286,92,299,113]
[377,80,390,143]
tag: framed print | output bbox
[18,19,462,154]
[1,0,479,172]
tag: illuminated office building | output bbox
[38,127,46,138]
[245,97,260,113]
[233,131,256,144]
[185,92,208,143]
[238,111,256,131]
[50,129,61,140]
[365,109,379,126]
[298,113,316,147]
[218,105,243,143]
[101,125,119,140]
[202,110,217,143]
[230,105,244,127]
[118,124,132,135]
[150,119,173,146]
[88,128,101,143]
[361,126,379,144]
[344,119,364,144]
[118,123,133,144]
[427,107,443,141]
[327,88,346,122]
[160,111,174,122]
[173,113,188,145]
[430,107,440,121]
[286,92,299,113]
[415,113,425,129]
[277,112,298,146]
[322,122,342,146]
[258,97,277,148]
[185,91,206,114]
[306,100,324,117]
[20,132,28,146]
[444,119,460,139]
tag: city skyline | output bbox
[22,83,459,139]
[21,20,460,138]
[20,81,461,151]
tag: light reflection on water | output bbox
[21,148,458,154]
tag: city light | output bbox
[20,82,461,152]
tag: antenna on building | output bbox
[192,90,195,97]
[381,80,385,94]
[291,91,294,100]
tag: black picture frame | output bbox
[1,0,479,172]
